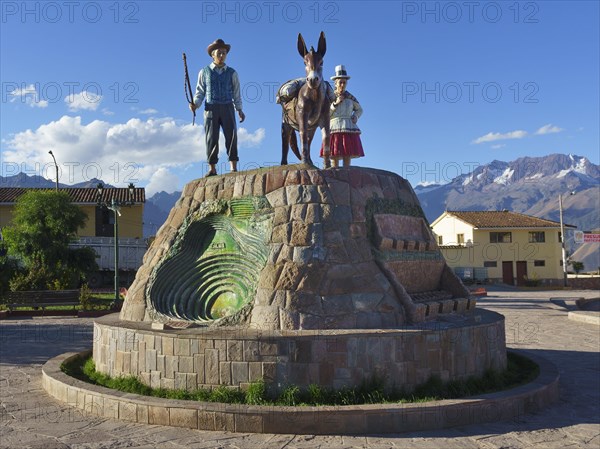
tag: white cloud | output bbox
[65,91,103,111]
[102,108,115,116]
[138,108,159,115]
[8,84,48,108]
[491,144,506,149]
[238,128,265,147]
[417,181,436,187]
[535,124,564,135]
[472,130,527,144]
[3,115,266,189]
[144,167,180,196]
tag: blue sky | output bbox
[1,1,598,195]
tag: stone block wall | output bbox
[567,277,600,290]
[94,310,506,393]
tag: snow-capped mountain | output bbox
[416,154,599,233]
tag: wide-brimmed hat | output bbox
[331,65,350,80]
[207,38,231,56]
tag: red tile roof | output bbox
[0,187,145,204]
[446,210,575,229]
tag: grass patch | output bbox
[81,295,120,311]
[61,351,539,406]
[5,295,119,312]
[7,305,80,311]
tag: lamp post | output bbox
[558,191,575,287]
[97,182,136,303]
[48,150,59,191]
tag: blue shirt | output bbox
[193,63,243,111]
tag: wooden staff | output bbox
[183,52,196,125]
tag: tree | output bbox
[571,261,584,277]
[3,190,97,290]
[0,240,23,295]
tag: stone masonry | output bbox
[120,165,471,330]
[94,308,504,393]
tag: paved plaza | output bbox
[1,288,599,449]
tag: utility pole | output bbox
[97,183,136,303]
[48,150,59,191]
[559,191,576,288]
[559,194,568,287]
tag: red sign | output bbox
[583,234,600,242]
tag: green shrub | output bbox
[245,379,268,405]
[572,261,584,275]
[413,375,445,399]
[9,264,52,291]
[0,252,23,295]
[79,283,93,310]
[357,376,386,403]
[279,385,301,406]
[209,385,244,403]
[190,389,212,402]
[307,383,328,405]
[523,273,541,287]
[60,352,538,406]
[336,387,359,405]
[80,357,152,395]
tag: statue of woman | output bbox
[320,65,364,167]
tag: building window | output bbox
[95,207,114,237]
[437,235,443,245]
[529,231,546,243]
[457,233,465,244]
[490,232,512,243]
[534,260,545,267]
[484,261,497,268]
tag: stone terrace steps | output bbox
[411,290,454,302]
[410,290,477,322]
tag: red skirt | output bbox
[320,132,364,159]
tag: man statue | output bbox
[189,39,245,176]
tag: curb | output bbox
[567,310,600,326]
[42,349,559,434]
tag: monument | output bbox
[39,31,567,434]
[93,165,507,393]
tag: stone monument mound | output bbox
[121,165,472,329]
[95,165,505,393]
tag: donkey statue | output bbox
[277,31,333,167]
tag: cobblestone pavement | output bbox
[1,289,599,449]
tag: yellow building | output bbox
[1,187,147,286]
[0,187,145,239]
[431,210,576,286]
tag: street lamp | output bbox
[559,191,576,287]
[97,182,136,303]
[48,150,59,191]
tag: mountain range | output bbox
[414,154,599,231]
[0,172,110,189]
[413,153,599,272]
[2,153,598,270]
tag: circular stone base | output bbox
[93,310,506,393]
[42,349,558,434]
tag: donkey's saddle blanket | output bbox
[277,78,335,130]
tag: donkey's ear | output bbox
[297,33,308,57]
[317,31,326,57]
